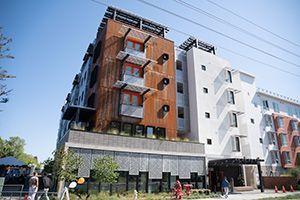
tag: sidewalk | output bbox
[204,189,300,200]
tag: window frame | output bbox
[121,91,142,106]
[126,38,144,52]
[123,62,143,78]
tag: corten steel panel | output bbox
[273,113,299,168]
[90,19,177,139]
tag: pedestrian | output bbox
[28,172,39,200]
[222,176,229,199]
[38,173,51,200]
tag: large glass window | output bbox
[277,117,284,128]
[133,125,145,137]
[283,152,291,164]
[270,151,279,164]
[294,136,300,147]
[146,126,155,138]
[291,120,298,131]
[126,39,143,52]
[268,132,276,145]
[122,123,132,136]
[178,107,184,119]
[108,121,121,135]
[121,91,141,106]
[272,102,279,112]
[232,136,240,152]
[228,90,235,104]
[265,115,273,127]
[124,63,142,78]
[287,106,293,116]
[280,133,288,146]
[263,100,269,110]
[230,113,238,127]
[156,127,166,139]
[177,82,184,94]
[176,60,182,71]
[225,70,232,83]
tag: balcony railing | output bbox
[120,104,144,118]
[123,74,144,87]
[124,47,146,58]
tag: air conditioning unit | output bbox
[162,78,169,85]
[162,53,169,61]
[162,104,170,112]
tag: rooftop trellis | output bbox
[179,37,216,54]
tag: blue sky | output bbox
[1,0,300,162]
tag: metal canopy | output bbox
[120,25,156,44]
[230,110,244,115]
[208,158,264,166]
[62,105,96,121]
[179,37,215,54]
[113,80,156,95]
[227,87,241,94]
[116,50,156,67]
[99,6,169,38]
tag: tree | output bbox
[53,147,82,182]
[287,167,300,178]
[92,155,119,186]
[0,27,15,103]
[43,157,55,174]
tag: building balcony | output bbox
[123,74,144,87]
[265,125,275,133]
[268,144,278,151]
[120,104,144,118]
[124,47,146,59]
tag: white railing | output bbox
[123,74,144,86]
[120,104,144,118]
[124,47,146,58]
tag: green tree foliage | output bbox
[287,167,300,178]
[0,136,39,166]
[92,156,119,184]
[43,157,55,174]
[0,27,15,103]
[53,147,82,182]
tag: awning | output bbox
[62,105,96,121]
[208,158,264,166]
[0,157,27,167]
[113,80,156,95]
[116,50,156,67]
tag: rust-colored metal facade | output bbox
[273,114,300,168]
[88,19,177,139]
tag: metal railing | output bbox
[0,191,58,200]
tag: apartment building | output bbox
[57,7,206,193]
[57,6,299,193]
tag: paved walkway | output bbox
[204,189,300,200]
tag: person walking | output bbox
[28,172,39,200]
[38,173,51,200]
[222,176,230,199]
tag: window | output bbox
[280,133,288,146]
[156,127,166,139]
[262,100,269,110]
[207,139,212,145]
[205,112,210,118]
[124,63,142,78]
[121,91,141,106]
[225,70,232,83]
[232,136,240,152]
[201,65,206,71]
[265,115,273,127]
[109,121,121,135]
[283,152,291,164]
[259,138,263,143]
[87,93,95,107]
[177,82,184,94]
[89,66,98,88]
[178,107,184,119]
[291,120,298,131]
[133,125,144,137]
[230,113,238,127]
[250,118,255,124]
[203,87,208,93]
[228,91,235,104]
[126,39,143,52]
[146,126,155,138]
[268,132,276,145]
[287,106,293,116]
[270,151,279,164]
[272,102,279,112]
[294,136,300,147]
[122,123,132,136]
[277,117,284,128]
[176,60,182,71]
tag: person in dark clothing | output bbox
[38,173,51,200]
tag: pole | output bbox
[257,161,264,192]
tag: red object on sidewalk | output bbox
[183,184,193,196]
[290,185,294,192]
[282,186,286,193]
[274,186,278,193]
[24,194,28,200]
